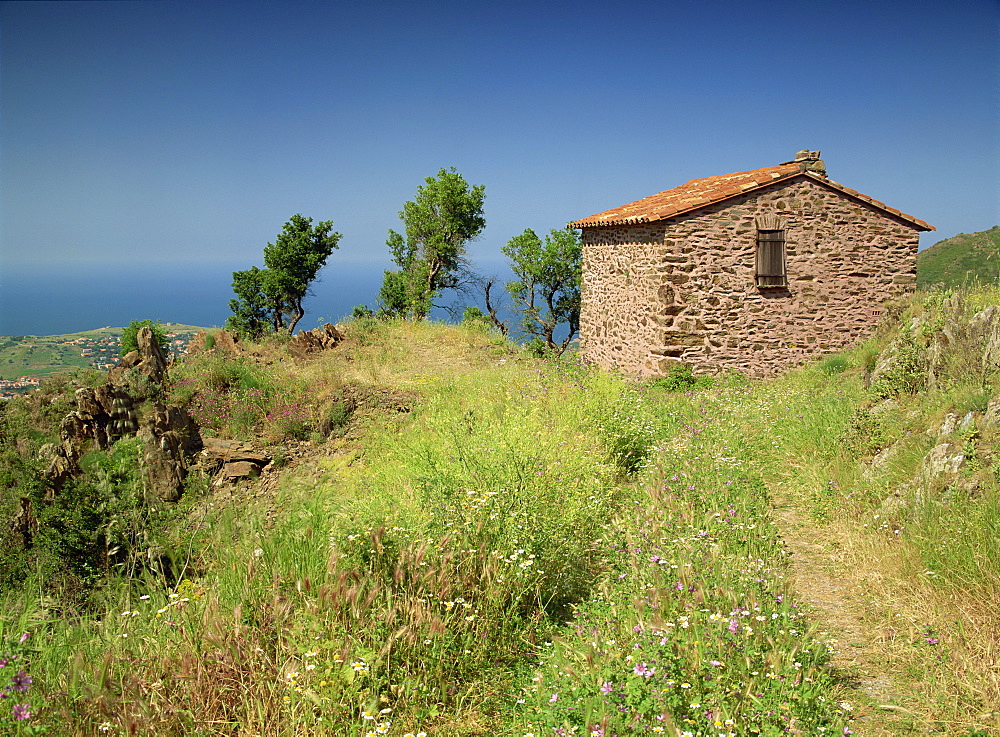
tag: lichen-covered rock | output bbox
[919,442,966,485]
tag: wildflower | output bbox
[634,662,655,678]
[11,671,32,692]
[600,681,613,695]
[11,703,31,721]
[18,633,29,644]
[98,723,113,732]
[840,702,853,711]
[549,693,559,703]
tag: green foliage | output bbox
[839,406,890,457]
[502,227,581,355]
[649,362,711,391]
[170,353,313,441]
[228,214,342,338]
[226,266,272,340]
[917,225,1000,289]
[350,304,374,319]
[869,329,927,399]
[818,354,849,375]
[119,319,169,358]
[377,168,486,320]
[460,305,490,329]
[598,391,659,476]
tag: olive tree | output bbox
[502,227,582,355]
[377,168,486,320]
[227,214,342,338]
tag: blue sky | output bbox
[2,0,998,282]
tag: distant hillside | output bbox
[917,225,1000,289]
[0,323,207,382]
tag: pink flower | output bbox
[12,703,31,721]
[600,681,613,695]
[633,662,655,678]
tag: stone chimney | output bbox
[782,149,826,177]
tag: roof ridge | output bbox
[568,165,933,231]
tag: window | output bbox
[756,229,786,287]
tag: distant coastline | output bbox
[0,261,388,337]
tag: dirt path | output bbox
[772,501,924,736]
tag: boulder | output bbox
[212,329,245,356]
[982,396,1000,432]
[919,442,966,485]
[138,403,202,502]
[288,324,343,359]
[199,437,272,485]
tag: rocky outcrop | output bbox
[288,323,343,359]
[41,326,203,501]
[187,329,245,357]
[108,326,169,386]
[139,403,202,501]
[197,438,272,486]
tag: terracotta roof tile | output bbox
[568,165,934,231]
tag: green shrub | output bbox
[119,319,170,357]
[870,330,926,399]
[599,391,659,476]
[650,362,711,391]
[819,354,849,375]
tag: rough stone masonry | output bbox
[570,153,933,378]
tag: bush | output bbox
[119,319,170,357]
[650,362,711,391]
[819,354,849,375]
[599,392,659,476]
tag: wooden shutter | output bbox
[756,230,786,287]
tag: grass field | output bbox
[2,300,999,735]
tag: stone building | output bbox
[568,151,934,377]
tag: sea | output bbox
[0,260,515,337]
[0,262,390,336]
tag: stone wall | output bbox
[579,178,920,377]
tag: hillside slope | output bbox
[2,305,1000,735]
[917,225,1000,288]
[0,324,207,380]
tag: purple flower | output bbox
[548,693,559,703]
[728,619,739,634]
[600,681,613,695]
[11,703,31,721]
[11,671,31,692]
[18,633,29,644]
[709,660,722,667]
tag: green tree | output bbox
[377,168,486,320]
[227,214,342,338]
[502,227,582,355]
[119,320,170,357]
[227,266,272,340]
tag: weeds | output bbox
[5,291,1000,734]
